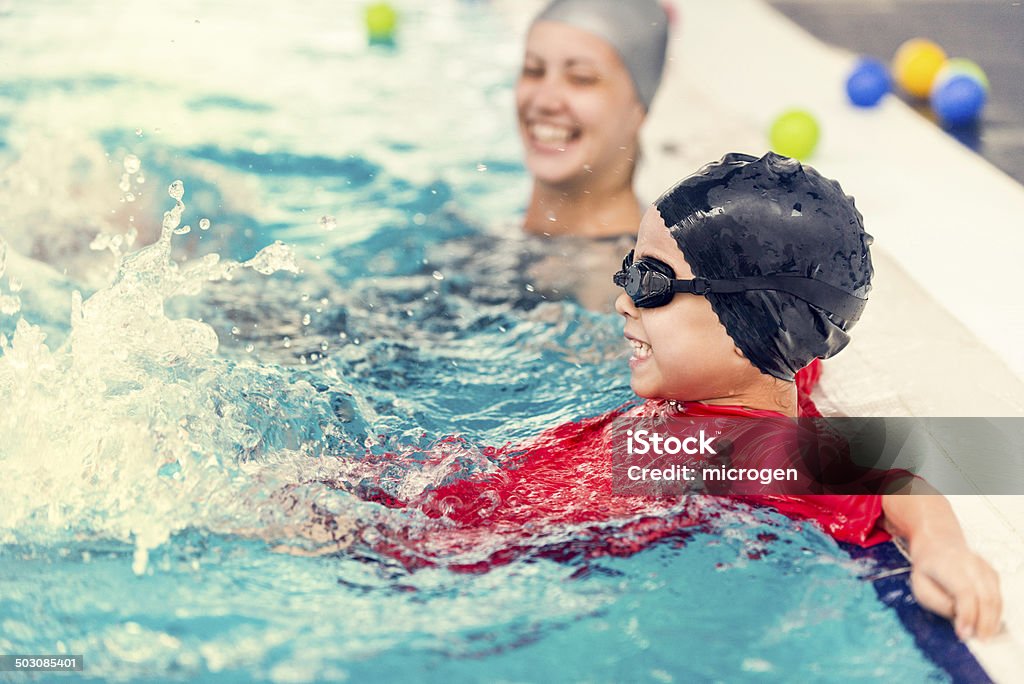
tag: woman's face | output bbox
[516,21,646,190]
[615,207,763,403]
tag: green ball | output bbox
[769,109,820,160]
[936,58,990,94]
[365,3,398,42]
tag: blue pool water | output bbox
[0,1,950,681]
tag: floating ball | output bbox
[845,57,891,107]
[892,38,946,99]
[931,74,987,127]
[936,57,989,93]
[365,2,398,43]
[769,109,820,160]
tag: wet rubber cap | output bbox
[655,152,873,381]
[532,0,669,110]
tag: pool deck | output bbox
[770,0,1024,188]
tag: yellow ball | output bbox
[892,38,947,99]
[769,109,820,161]
[365,3,398,42]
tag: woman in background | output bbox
[518,0,669,238]
[515,0,670,309]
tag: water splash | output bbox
[0,181,352,572]
[0,239,23,316]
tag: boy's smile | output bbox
[625,333,652,367]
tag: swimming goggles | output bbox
[612,250,867,323]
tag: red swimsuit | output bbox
[361,373,889,570]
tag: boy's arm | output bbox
[881,491,1002,639]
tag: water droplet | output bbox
[136,173,146,184]
[320,341,329,351]
[135,128,143,137]
[319,215,337,231]
[302,313,311,326]
[168,180,185,200]
[546,210,557,222]
[244,241,298,275]
[525,283,536,292]
[132,547,148,576]
[0,295,19,316]
[300,293,310,302]
[412,213,426,226]
[123,154,141,174]
[283,337,292,348]
[230,326,240,335]
[245,343,255,353]
[199,218,211,230]
[432,270,444,281]
[125,192,135,202]
[174,225,191,235]
[119,174,131,192]
[476,163,488,172]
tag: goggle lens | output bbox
[613,250,677,308]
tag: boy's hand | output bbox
[908,537,1002,640]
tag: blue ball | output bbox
[931,74,987,126]
[845,57,891,107]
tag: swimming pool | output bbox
[0,1,971,680]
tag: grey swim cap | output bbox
[532,0,669,110]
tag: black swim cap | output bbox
[655,152,873,381]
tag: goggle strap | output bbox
[673,276,867,323]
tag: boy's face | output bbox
[615,207,763,404]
